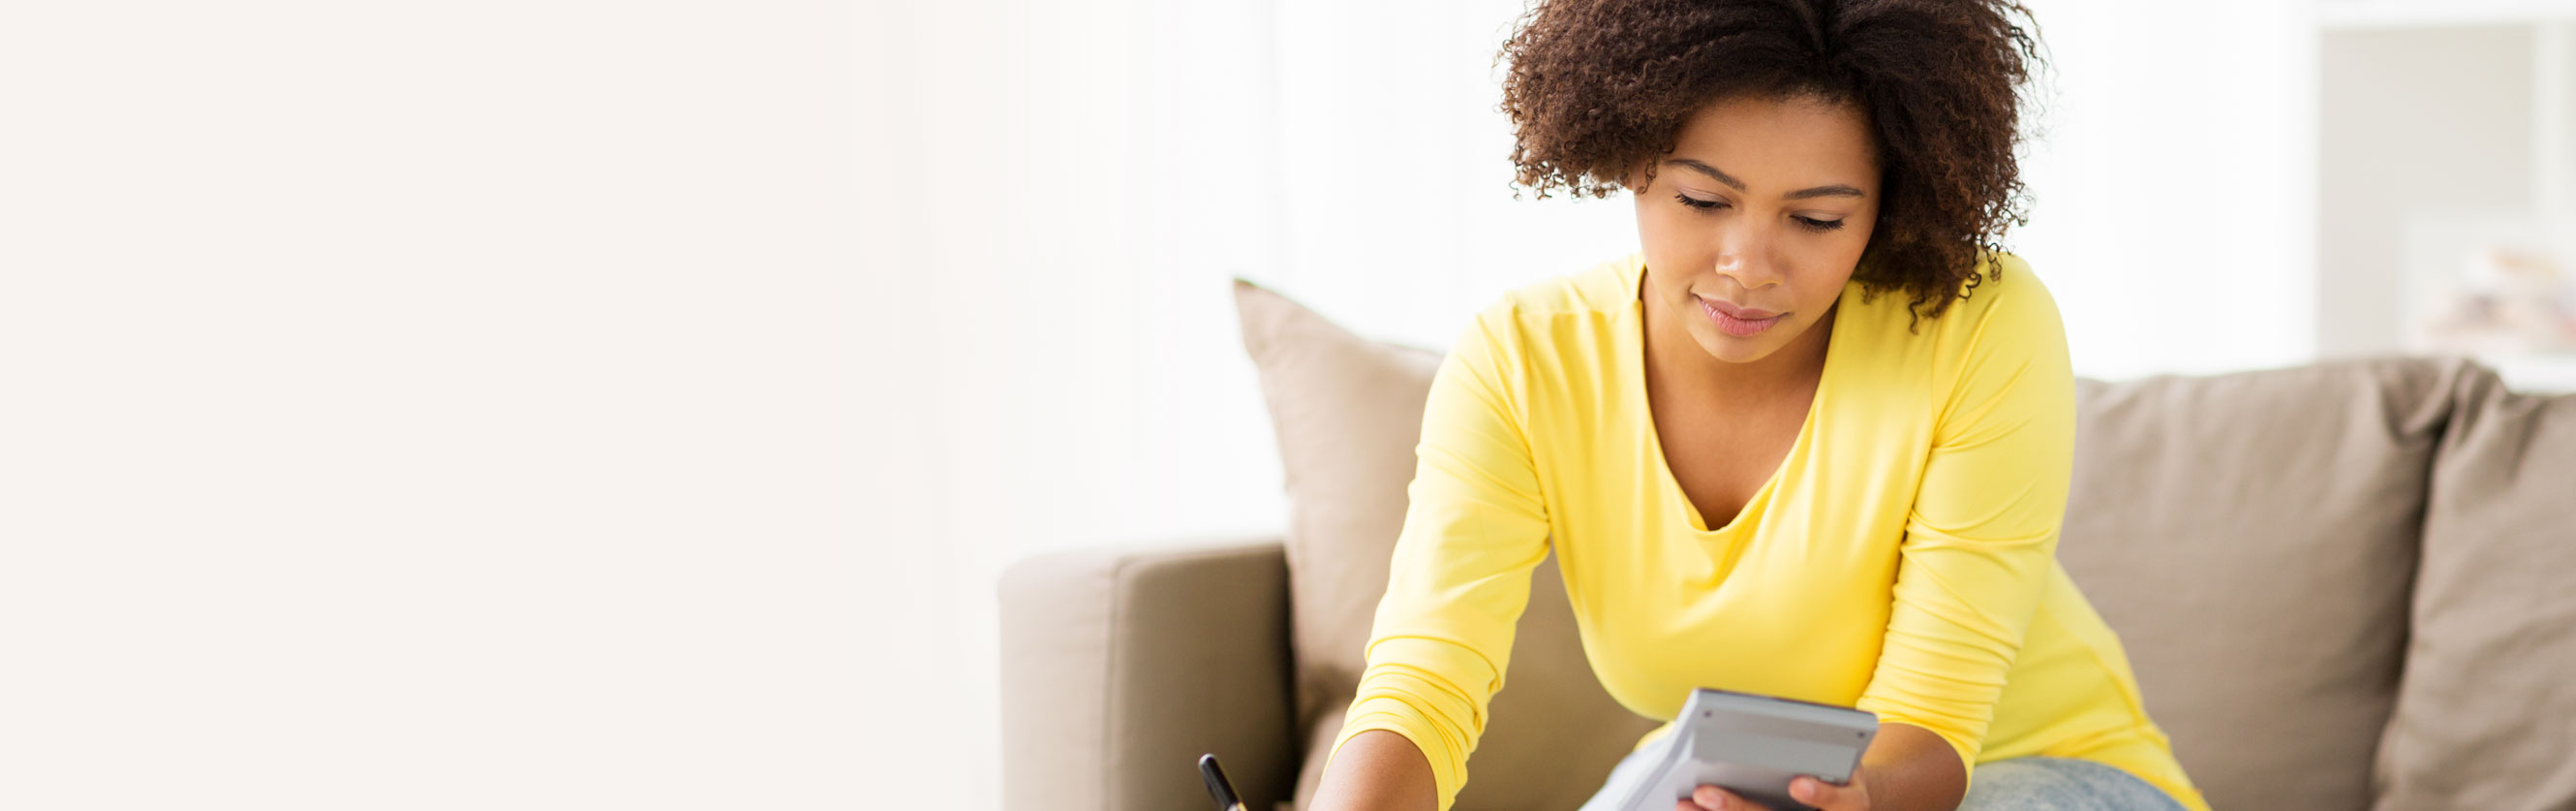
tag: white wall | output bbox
[859,1,968,806]
[2318,25,2538,357]
[2010,0,2321,378]
[5,3,881,808]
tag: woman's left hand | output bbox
[1676,774,1872,811]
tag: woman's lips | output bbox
[1698,295,1783,337]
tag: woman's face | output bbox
[1627,92,1880,368]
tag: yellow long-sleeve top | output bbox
[1327,250,2207,811]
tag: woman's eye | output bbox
[1676,193,1847,233]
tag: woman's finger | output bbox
[1690,784,1775,811]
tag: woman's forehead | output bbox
[1664,95,1879,188]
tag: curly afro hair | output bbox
[1495,0,2050,323]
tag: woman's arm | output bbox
[1847,722,1968,810]
[1849,260,2076,803]
[1319,298,1553,811]
[1309,730,1440,811]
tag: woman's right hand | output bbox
[1676,774,1873,811]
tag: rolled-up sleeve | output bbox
[1324,301,1551,811]
[1854,266,2077,791]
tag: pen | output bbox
[1198,753,1245,811]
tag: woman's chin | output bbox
[1696,335,1784,365]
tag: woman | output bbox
[1306,2,2207,811]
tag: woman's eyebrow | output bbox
[1665,158,1866,200]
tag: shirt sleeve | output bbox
[1853,263,2078,792]
[1323,301,1551,811]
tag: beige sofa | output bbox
[999,279,2576,811]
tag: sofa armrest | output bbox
[999,535,1298,811]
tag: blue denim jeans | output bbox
[1575,746,2187,811]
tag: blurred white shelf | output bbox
[2323,0,2576,29]
[2474,351,2576,392]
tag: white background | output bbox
[2,1,2327,808]
[3,2,875,807]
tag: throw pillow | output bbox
[2371,364,2576,811]
[2056,357,2465,811]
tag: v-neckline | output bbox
[1625,259,1848,537]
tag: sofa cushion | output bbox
[2055,358,2467,811]
[2372,366,2576,811]
[1233,279,1653,811]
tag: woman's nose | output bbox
[1715,251,1782,291]
[1714,223,1780,289]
